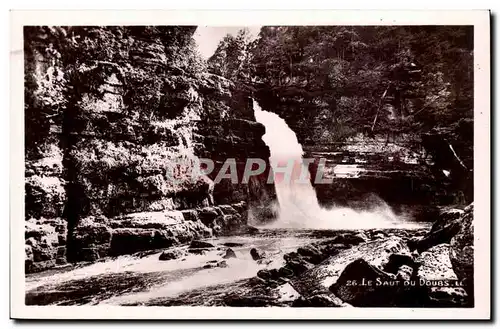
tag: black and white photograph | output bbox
[9,10,491,320]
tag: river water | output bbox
[25,227,428,306]
[24,230,332,306]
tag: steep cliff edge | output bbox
[24,26,276,273]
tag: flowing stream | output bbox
[25,231,328,306]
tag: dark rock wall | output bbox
[24,27,276,272]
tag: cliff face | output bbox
[24,26,276,273]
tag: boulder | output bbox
[151,230,178,249]
[324,232,368,246]
[181,209,199,222]
[159,249,186,261]
[330,258,401,307]
[417,243,468,306]
[218,205,238,215]
[291,237,410,297]
[383,253,416,274]
[109,228,155,256]
[222,242,244,247]
[222,248,237,259]
[189,240,215,249]
[198,207,220,226]
[408,208,465,253]
[284,259,314,276]
[257,269,281,281]
[297,245,323,264]
[188,248,208,255]
[217,260,228,268]
[316,242,351,258]
[250,248,265,261]
[217,214,246,235]
[449,203,474,298]
[278,265,295,278]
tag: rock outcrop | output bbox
[25,218,67,272]
[67,202,251,262]
[449,203,474,299]
[290,236,411,297]
[24,27,277,272]
[408,207,465,252]
[417,243,469,306]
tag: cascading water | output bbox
[253,99,420,229]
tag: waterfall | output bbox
[253,99,418,229]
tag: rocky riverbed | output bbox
[25,203,473,308]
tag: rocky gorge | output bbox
[23,26,474,308]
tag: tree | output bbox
[207,28,254,81]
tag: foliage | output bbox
[207,28,254,81]
[227,26,473,146]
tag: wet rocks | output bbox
[188,248,208,255]
[383,253,416,274]
[159,249,186,261]
[450,203,474,298]
[284,259,314,276]
[222,242,244,247]
[408,207,466,253]
[330,258,400,307]
[250,248,265,261]
[198,208,220,226]
[326,232,368,246]
[417,243,468,306]
[257,269,281,281]
[180,209,199,222]
[203,260,228,269]
[290,236,410,297]
[222,248,237,259]
[58,202,249,264]
[297,245,323,264]
[190,240,215,249]
[218,260,228,268]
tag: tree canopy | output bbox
[207,26,473,148]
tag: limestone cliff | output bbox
[24,26,276,272]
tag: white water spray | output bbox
[253,99,420,229]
